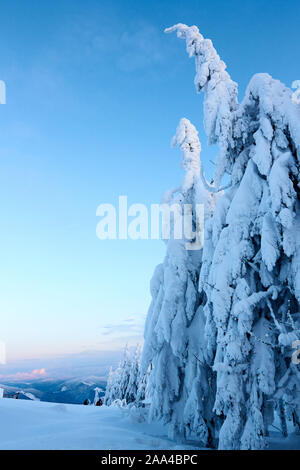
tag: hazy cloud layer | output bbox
[0,349,124,382]
[100,315,145,338]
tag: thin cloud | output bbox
[124,316,135,322]
[100,315,145,338]
[117,23,164,72]
[57,14,172,73]
[0,368,47,381]
[0,350,124,381]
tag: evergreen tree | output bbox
[104,345,145,406]
[125,344,142,404]
[142,23,300,449]
[136,363,151,405]
[142,118,216,444]
[104,360,125,406]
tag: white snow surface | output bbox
[0,398,197,450]
[0,398,298,450]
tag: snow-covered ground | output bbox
[0,398,298,450]
[0,398,194,450]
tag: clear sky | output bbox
[0,0,299,368]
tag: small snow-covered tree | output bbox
[104,365,121,405]
[124,344,142,404]
[136,363,151,405]
[104,344,145,406]
[104,346,130,405]
[117,345,132,401]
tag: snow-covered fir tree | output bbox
[142,23,300,450]
[104,365,121,406]
[136,362,151,405]
[104,344,145,406]
[124,344,141,404]
[142,118,217,445]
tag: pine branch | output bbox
[200,165,232,194]
[267,299,284,334]
[204,282,220,292]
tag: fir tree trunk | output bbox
[292,411,300,435]
[279,399,288,438]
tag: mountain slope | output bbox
[0,377,106,405]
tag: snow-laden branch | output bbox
[171,118,201,192]
[165,23,238,186]
[234,285,279,319]
[200,165,232,193]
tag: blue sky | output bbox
[0,0,299,371]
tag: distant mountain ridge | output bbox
[0,376,106,405]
